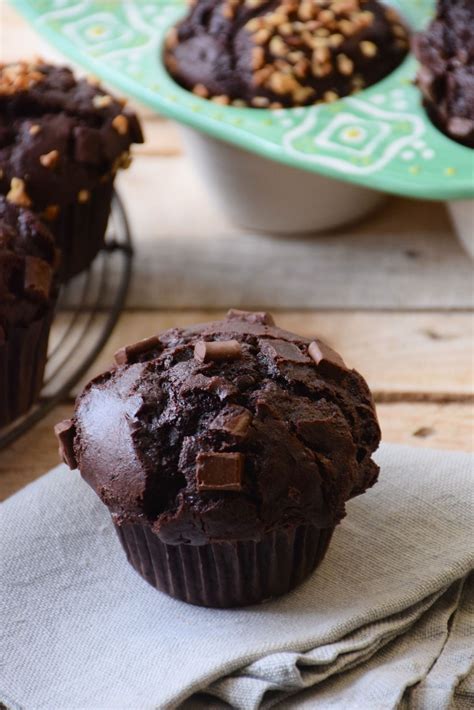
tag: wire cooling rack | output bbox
[0,192,133,450]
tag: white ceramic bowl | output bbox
[180,127,384,234]
[447,200,474,259]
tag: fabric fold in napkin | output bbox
[1,444,473,709]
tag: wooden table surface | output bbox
[1,6,473,501]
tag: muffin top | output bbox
[0,60,144,216]
[0,195,57,340]
[164,0,409,108]
[57,310,381,545]
[414,0,474,148]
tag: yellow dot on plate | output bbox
[444,167,456,176]
[262,119,273,126]
[362,156,371,165]
[345,128,361,139]
[89,26,105,36]
[409,165,421,175]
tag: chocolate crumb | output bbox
[194,339,242,362]
[54,419,77,469]
[114,335,162,365]
[196,451,244,491]
[226,309,275,326]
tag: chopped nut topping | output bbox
[251,47,265,70]
[78,189,90,204]
[393,24,407,39]
[337,53,354,75]
[86,74,101,86]
[6,177,32,208]
[270,35,288,57]
[251,95,270,107]
[324,90,339,103]
[269,71,299,94]
[245,0,267,8]
[29,124,41,136]
[360,40,378,57]
[0,61,46,95]
[92,94,112,109]
[192,83,209,98]
[166,0,407,108]
[253,66,273,86]
[211,94,231,105]
[39,149,60,169]
[165,27,179,50]
[254,28,272,45]
[111,114,129,135]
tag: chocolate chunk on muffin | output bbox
[0,196,58,427]
[414,0,474,148]
[57,310,380,607]
[164,0,409,108]
[0,60,144,279]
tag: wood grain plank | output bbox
[1,401,471,501]
[48,310,474,398]
[114,157,473,311]
[4,8,473,311]
[376,402,474,452]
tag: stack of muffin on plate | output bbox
[0,59,143,427]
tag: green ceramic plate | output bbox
[11,0,474,199]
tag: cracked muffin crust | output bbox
[57,310,381,606]
[414,0,474,148]
[164,0,409,108]
[0,60,144,278]
[61,309,380,541]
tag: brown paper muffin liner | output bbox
[114,520,334,608]
[0,306,54,428]
[51,180,115,281]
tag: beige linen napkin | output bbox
[1,444,473,709]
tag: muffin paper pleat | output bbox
[51,180,115,281]
[114,520,334,608]
[0,305,54,428]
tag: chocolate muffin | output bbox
[164,0,409,108]
[0,60,144,280]
[0,196,58,427]
[56,310,381,607]
[414,0,474,148]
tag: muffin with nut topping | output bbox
[0,60,143,280]
[414,0,474,149]
[56,309,381,607]
[164,0,409,108]
[0,196,58,427]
